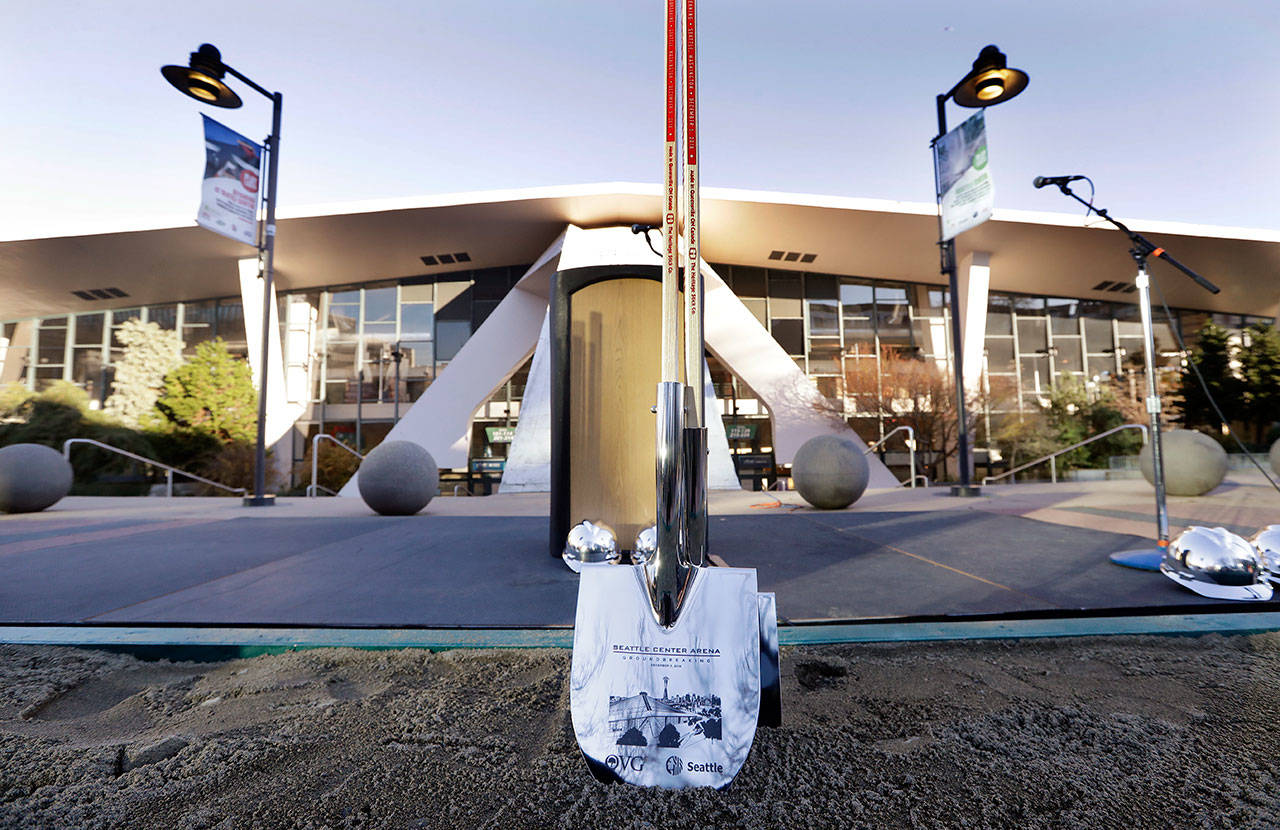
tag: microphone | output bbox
[1033,175,1085,189]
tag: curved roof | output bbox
[2,183,1276,321]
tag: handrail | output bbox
[62,438,247,497]
[981,423,1150,485]
[308,433,364,497]
[863,425,918,488]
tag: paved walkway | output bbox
[1,473,1276,627]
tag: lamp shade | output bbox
[161,44,242,108]
[951,45,1028,108]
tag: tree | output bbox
[1042,376,1140,470]
[1177,321,1241,433]
[842,348,1012,481]
[104,319,184,427]
[1238,322,1280,445]
[155,338,258,444]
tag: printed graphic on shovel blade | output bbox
[609,677,723,751]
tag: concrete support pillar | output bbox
[238,258,293,479]
[956,251,991,393]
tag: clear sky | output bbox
[3,0,1278,240]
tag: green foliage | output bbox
[0,382,34,418]
[195,441,283,495]
[1178,321,1280,446]
[292,440,362,495]
[103,319,184,428]
[0,392,157,494]
[1043,377,1140,470]
[991,411,1058,470]
[1177,321,1240,432]
[993,377,1142,475]
[1238,322,1280,444]
[155,339,258,444]
[31,380,92,412]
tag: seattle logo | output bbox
[665,756,683,776]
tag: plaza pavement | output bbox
[1,472,1277,628]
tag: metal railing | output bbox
[307,433,365,497]
[981,423,1150,485]
[62,438,247,497]
[863,425,919,488]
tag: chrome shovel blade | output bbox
[570,563,761,789]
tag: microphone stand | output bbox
[1048,183,1220,571]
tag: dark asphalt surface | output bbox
[0,508,1227,626]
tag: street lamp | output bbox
[162,44,283,506]
[391,343,404,423]
[933,45,1028,496]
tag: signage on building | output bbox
[935,110,994,241]
[725,423,757,442]
[485,426,517,443]
[197,115,262,246]
[470,458,506,474]
[734,453,773,471]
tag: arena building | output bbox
[2,183,1277,493]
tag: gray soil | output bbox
[2,633,1279,829]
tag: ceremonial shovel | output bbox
[569,0,773,789]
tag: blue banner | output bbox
[196,115,261,246]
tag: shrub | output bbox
[156,339,258,444]
[293,440,362,495]
[103,320,184,427]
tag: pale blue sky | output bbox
[2,0,1277,239]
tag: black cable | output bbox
[1149,275,1280,498]
[630,223,663,259]
[1078,176,1098,221]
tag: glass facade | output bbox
[2,257,1273,485]
[1,299,247,402]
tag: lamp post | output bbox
[391,343,404,423]
[933,45,1028,496]
[162,44,282,506]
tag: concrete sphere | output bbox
[1139,429,1227,497]
[792,435,870,510]
[357,440,438,516]
[0,443,73,513]
[1270,437,1280,478]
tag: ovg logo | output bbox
[605,754,644,773]
[665,756,683,776]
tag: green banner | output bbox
[726,423,758,441]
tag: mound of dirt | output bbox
[2,633,1279,828]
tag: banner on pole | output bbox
[935,111,993,241]
[197,115,262,246]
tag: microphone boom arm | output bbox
[1051,183,1220,295]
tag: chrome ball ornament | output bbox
[632,524,657,565]
[562,520,620,573]
[1160,525,1272,601]
[1250,525,1280,583]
